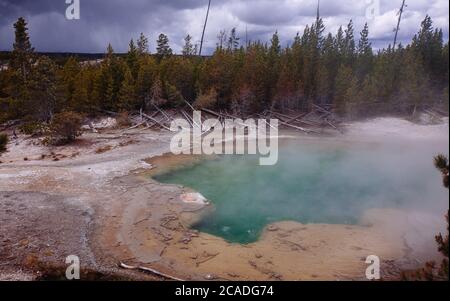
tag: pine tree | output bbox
[2,13,448,121]
[106,43,115,62]
[343,20,356,65]
[302,18,325,105]
[136,56,157,110]
[61,57,80,110]
[399,50,430,116]
[227,28,240,52]
[137,32,149,55]
[104,72,114,110]
[402,155,449,280]
[25,56,58,121]
[150,78,165,107]
[433,155,449,279]
[96,44,124,110]
[333,64,353,116]
[126,39,139,78]
[93,63,115,111]
[335,26,345,57]
[165,57,196,101]
[10,17,34,82]
[356,23,373,79]
[412,15,445,83]
[344,76,361,118]
[358,23,371,55]
[156,34,173,60]
[267,31,282,104]
[118,67,136,111]
[182,34,196,56]
[71,71,90,112]
[269,31,281,56]
[318,33,339,104]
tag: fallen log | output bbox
[151,103,172,122]
[265,111,322,133]
[124,121,146,131]
[312,104,332,115]
[283,112,308,124]
[180,110,194,127]
[119,262,185,281]
[279,120,319,134]
[141,112,171,131]
[183,98,196,112]
[182,109,202,129]
[255,114,282,130]
[325,119,344,134]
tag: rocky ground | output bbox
[0,116,448,281]
[0,123,172,280]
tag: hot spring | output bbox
[154,124,449,244]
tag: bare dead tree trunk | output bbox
[199,0,211,57]
[393,0,406,50]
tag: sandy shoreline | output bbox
[0,118,448,280]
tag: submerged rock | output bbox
[180,192,209,205]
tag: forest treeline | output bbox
[0,16,448,125]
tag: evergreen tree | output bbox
[335,26,345,55]
[269,31,281,56]
[227,28,240,52]
[137,32,149,55]
[150,78,165,106]
[344,76,361,118]
[302,18,325,105]
[118,67,136,111]
[357,23,371,55]
[136,56,157,110]
[182,34,196,56]
[333,64,353,116]
[318,33,339,104]
[268,31,282,103]
[356,23,373,79]
[106,43,115,62]
[343,20,356,65]
[1,14,448,122]
[61,57,80,110]
[126,39,139,78]
[156,34,173,60]
[412,15,445,82]
[402,155,449,280]
[71,71,90,112]
[399,50,430,116]
[165,57,196,101]
[10,17,34,81]
[25,56,58,121]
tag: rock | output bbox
[204,273,218,280]
[180,192,209,205]
[179,236,191,244]
[267,225,279,232]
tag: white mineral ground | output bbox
[0,116,448,280]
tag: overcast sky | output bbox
[0,0,448,54]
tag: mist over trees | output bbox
[0,16,448,125]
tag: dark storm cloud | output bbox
[0,0,448,53]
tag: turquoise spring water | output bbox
[154,138,448,244]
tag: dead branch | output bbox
[196,252,220,267]
[119,262,185,281]
[141,112,171,131]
